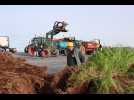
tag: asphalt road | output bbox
[14,52,90,74]
[14,52,67,74]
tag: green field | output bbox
[68,47,134,93]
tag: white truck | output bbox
[0,36,17,53]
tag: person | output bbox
[75,41,86,64]
[79,42,86,55]
[66,40,86,67]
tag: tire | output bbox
[28,47,36,56]
[60,49,67,56]
[60,49,64,55]
[40,50,49,57]
[51,49,59,57]
[24,47,28,53]
[62,49,67,56]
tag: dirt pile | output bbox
[0,52,82,94]
[0,52,47,94]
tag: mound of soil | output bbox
[0,71,35,94]
[0,52,82,94]
[0,52,47,94]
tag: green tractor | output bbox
[24,21,68,57]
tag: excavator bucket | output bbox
[53,21,68,32]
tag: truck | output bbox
[0,36,17,53]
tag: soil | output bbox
[0,52,47,94]
[0,52,81,94]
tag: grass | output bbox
[68,47,134,93]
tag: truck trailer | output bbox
[0,36,17,53]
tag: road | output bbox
[14,52,89,74]
[14,52,67,74]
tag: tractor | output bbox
[24,21,68,57]
[82,39,102,55]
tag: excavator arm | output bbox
[46,21,68,41]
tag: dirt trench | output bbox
[39,66,99,94]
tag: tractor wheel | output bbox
[24,47,28,53]
[28,47,36,56]
[60,49,67,56]
[40,50,49,57]
[51,49,59,57]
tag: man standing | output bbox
[66,40,86,67]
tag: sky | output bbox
[0,5,134,51]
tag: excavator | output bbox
[24,21,68,57]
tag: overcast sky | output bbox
[0,5,134,51]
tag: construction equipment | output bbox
[82,39,102,55]
[24,21,68,57]
[0,36,17,53]
[56,37,76,56]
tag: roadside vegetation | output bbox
[68,47,134,93]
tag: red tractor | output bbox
[82,39,102,55]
